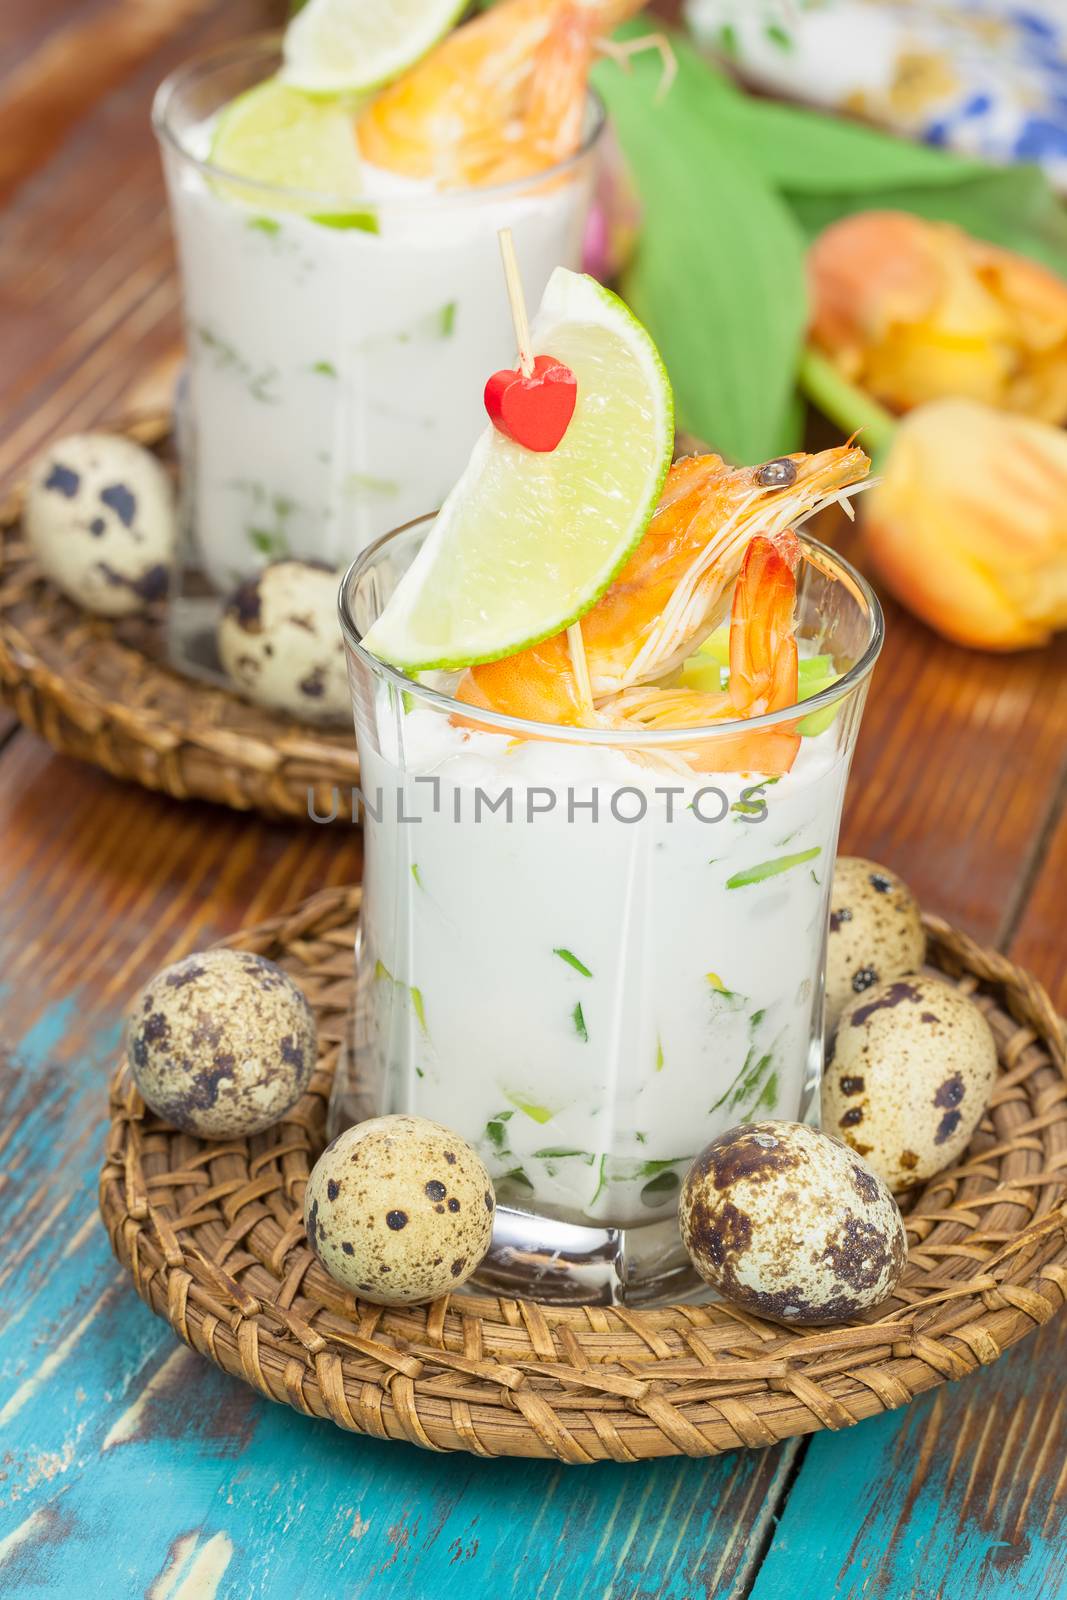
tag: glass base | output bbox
[470,1203,710,1307]
[167,583,230,688]
[327,1026,711,1307]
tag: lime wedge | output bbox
[282,0,466,95]
[364,269,674,673]
[210,79,372,225]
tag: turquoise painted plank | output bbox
[750,1317,1067,1600]
[0,999,795,1599]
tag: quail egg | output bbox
[679,1120,907,1325]
[25,433,175,616]
[217,560,348,723]
[304,1115,496,1305]
[127,948,317,1138]
[823,972,997,1190]
[825,857,925,1032]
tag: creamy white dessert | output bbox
[164,137,595,593]
[348,697,850,1228]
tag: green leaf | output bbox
[504,1092,554,1124]
[572,1002,589,1043]
[247,527,288,558]
[788,169,1067,280]
[593,34,808,462]
[712,1047,773,1113]
[726,847,821,889]
[640,1170,681,1206]
[553,947,592,978]
[745,1069,779,1119]
[309,208,379,233]
[707,92,994,196]
[636,1158,683,1178]
[684,64,1067,274]
[532,1146,592,1160]
[485,1112,513,1151]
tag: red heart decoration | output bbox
[484,354,578,453]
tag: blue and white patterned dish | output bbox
[685,0,1067,189]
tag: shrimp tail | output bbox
[729,536,799,718]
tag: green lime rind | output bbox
[281,0,468,96]
[364,271,674,673]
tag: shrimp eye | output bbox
[756,458,797,488]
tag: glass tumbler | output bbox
[152,35,604,688]
[335,518,884,1304]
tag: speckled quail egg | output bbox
[823,972,997,1191]
[127,948,317,1138]
[304,1115,496,1305]
[679,1120,907,1325]
[217,560,348,723]
[24,433,175,616]
[825,857,925,1032]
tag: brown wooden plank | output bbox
[827,519,1067,947]
[0,0,278,483]
[1004,778,1067,1013]
[0,734,361,1035]
[0,0,284,204]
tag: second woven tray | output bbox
[99,885,1067,1462]
[0,414,358,820]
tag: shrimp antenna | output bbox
[596,32,677,104]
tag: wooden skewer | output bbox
[497,228,534,379]
[496,227,596,722]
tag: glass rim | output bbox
[338,514,886,747]
[152,31,608,214]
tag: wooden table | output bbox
[1,5,1066,1596]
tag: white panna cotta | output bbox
[349,694,850,1229]
[165,129,596,592]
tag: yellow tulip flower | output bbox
[863,398,1067,651]
[809,211,1067,425]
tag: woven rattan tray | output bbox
[0,415,358,821]
[99,884,1067,1462]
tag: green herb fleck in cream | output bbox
[726,847,821,889]
[554,947,593,977]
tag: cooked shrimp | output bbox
[454,443,870,728]
[603,535,803,775]
[357,0,644,187]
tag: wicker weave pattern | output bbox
[0,416,358,820]
[99,886,1067,1462]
